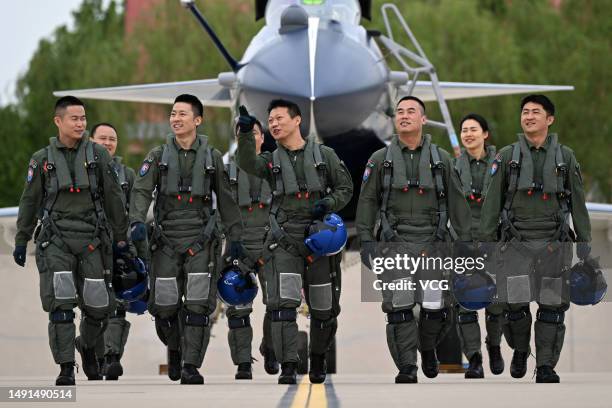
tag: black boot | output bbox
[395,365,418,384]
[278,362,297,385]
[235,363,252,380]
[180,363,204,384]
[487,345,505,375]
[536,365,560,383]
[420,349,439,379]
[56,362,75,386]
[510,350,529,378]
[259,342,279,375]
[105,354,123,381]
[98,357,106,377]
[75,337,102,380]
[465,352,484,379]
[167,349,182,381]
[309,354,326,384]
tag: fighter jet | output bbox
[54,0,573,218]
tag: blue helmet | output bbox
[452,271,496,311]
[113,256,148,303]
[304,213,348,257]
[217,263,258,306]
[126,299,148,315]
[569,258,607,306]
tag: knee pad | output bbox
[457,311,478,324]
[228,316,251,329]
[420,308,449,321]
[504,306,531,322]
[268,309,297,322]
[536,309,565,324]
[386,310,414,325]
[49,310,75,323]
[184,311,210,327]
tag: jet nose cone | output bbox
[241,20,386,137]
[312,22,386,135]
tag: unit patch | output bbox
[362,160,375,183]
[139,161,151,177]
[26,167,34,183]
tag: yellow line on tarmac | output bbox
[289,376,327,408]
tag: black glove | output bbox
[360,241,376,270]
[13,245,26,267]
[237,105,257,133]
[576,242,591,261]
[311,199,330,219]
[229,241,244,260]
[130,222,147,242]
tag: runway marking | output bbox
[285,376,328,408]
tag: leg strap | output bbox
[184,312,209,327]
[49,310,75,323]
[457,311,478,324]
[420,308,449,321]
[505,307,531,322]
[228,316,251,329]
[386,310,414,324]
[268,309,297,322]
[536,309,565,324]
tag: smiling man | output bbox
[479,94,591,383]
[13,96,129,385]
[236,99,353,384]
[355,96,471,383]
[129,94,243,385]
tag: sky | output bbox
[0,0,85,106]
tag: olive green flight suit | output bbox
[355,134,472,371]
[236,132,353,364]
[453,146,504,360]
[480,133,591,368]
[223,159,273,366]
[15,137,128,365]
[95,157,137,361]
[130,135,242,369]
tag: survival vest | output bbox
[500,134,573,242]
[379,134,455,242]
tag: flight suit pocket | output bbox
[507,275,531,304]
[391,277,415,308]
[538,277,563,306]
[309,283,332,311]
[279,273,302,302]
[54,271,77,300]
[155,277,179,306]
[83,278,109,308]
[185,273,211,301]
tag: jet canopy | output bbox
[265,0,361,26]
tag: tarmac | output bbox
[1,217,611,407]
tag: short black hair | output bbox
[174,94,204,118]
[396,95,426,114]
[267,99,301,118]
[54,96,85,116]
[520,94,555,116]
[90,122,117,138]
[460,113,489,133]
